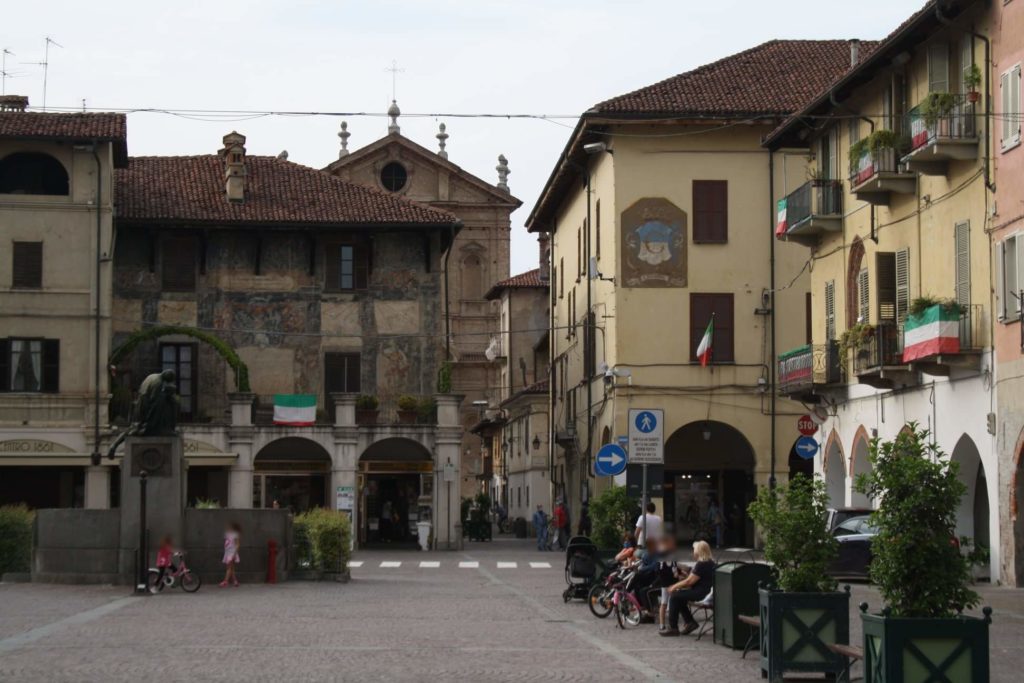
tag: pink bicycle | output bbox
[611,567,646,628]
[147,551,202,593]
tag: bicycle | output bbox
[147,551,202,593]
[610,567,646,629]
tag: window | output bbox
[325,243,369,291]
[12,242,42,289]
[325,352,361,394]
[1001,64,1022,150]
[857,269,870,324]
[583,311,596,379]
[162,237,198,292]
[380,162,407,192]
[960,38,974,93]
[689,293,734,362]
[825,281,836,341]
[0,153,69,195]
[874,250,910,323]
[692,180,728,243]
[928,42,950,93]
[999,234,1024,321]
[955,221,970,308]
[0,338,59,392]
[161,343,196,420]
[595,199,601,259]
[461,254,482,299]
[559,257,564,298]
[576,226,582,279]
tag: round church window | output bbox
[380,162,408,192]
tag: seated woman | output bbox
[660,540,715,636]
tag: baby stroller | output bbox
[562,536,602,602]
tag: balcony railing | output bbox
[777,341,842,395]
[850,147,899,187]
[853,322,904,375]
[907,94,977,153]
[958,304,983,351]
[780,180,843,237]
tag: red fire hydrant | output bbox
[267,539,278,584]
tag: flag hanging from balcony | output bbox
[273,394,317,426]
[902,306,961,363]
[696,315,714,367]
[775,197,788,236]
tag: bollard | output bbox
[267,539,278,584]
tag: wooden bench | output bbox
[738,614,760,659]
[827,643,864,682]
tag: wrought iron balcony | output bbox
[776,180,843,246]
[777,341,842,397]
[849,144,916,205]
[903,94,978,175]
[852,322,915,389]
[903,304,984,375]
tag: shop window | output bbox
[0,152,69,195]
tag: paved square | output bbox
[1,539,1022,682]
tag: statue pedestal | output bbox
[118,435,186,583]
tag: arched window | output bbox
[846,237,865,328]
[463,254,483,299]
[0,152,69,195]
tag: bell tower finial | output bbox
[338,121,351,158]
[436,123,449,159]
[496,154,510,191]
[387,100,401,135]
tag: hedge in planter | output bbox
[293,508,352,578]
[854,425,991,683]
[0,504,34,575]
[748,474,849,682]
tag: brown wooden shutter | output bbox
[325,243,340,291]
[42,339,59,393]
[690,293,734,362]
[0,339,9,391]
[12,242,42,289]
[693,180,728,243]
[806,292,813,344]
[162,237,197,291]
[876,252,897,322]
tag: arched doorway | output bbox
[849,429,872,508]
[951,434,990,579]
[359,438,433,548]
[823,435,846,510]
[664,421,756,547]
[253,437,332,512]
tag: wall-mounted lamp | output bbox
[532,434,541,451]
[702,422,712,441]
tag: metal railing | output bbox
[783,180,843,232]
[958,304,983,350]
[777,341,842,394]
[850,147,899,186]
[853,322,904,374]
[907,94,976,153]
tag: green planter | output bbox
[861,604,992,683]
[759,586,851,681]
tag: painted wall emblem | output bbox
[620,198,687,288]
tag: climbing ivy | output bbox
[109,325,251,393]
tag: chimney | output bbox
[538,235,550,283]
[849,39,861,68]
[0,95,29,112]
[220,131,247,203]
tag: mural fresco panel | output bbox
[620,197,687,288]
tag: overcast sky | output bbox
[4,0,924,274]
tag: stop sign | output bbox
[797,415,818,436]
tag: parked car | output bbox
[827,515,877,580]
[826,507,872,533]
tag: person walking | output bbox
[553,500,569,550]
[220,521,241,588]
[577,503,592,538]
[634,502,663,546]
[532,504,549,551]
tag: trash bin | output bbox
[514,517,527,539]
[713,560,773,648]
[416,522,431,551]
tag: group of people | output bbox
[151,521,242,592]
[532,499,591,551]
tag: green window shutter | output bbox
[825,281,836,341]
[955,221,971,308]
[895,248,911,323]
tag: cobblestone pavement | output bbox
[1,538,1022,682]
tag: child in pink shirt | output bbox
[220,522,241,587]
[152,535,174,593]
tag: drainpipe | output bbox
[584,170,592,507]
[91,145,103,467]
[830,90,877,243]
[769,150,777,490]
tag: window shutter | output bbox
[12,242,43,289]
[806,292,813,345]
[325,244,340,291]
[354,244,369,289]
[876,252,897,322]
[42,339,59,393]
[895,248,911,322]
[825,281,836,341]
[1014,65,1022,145]
[559,257,564,298]
[0,339,9,392]
[1016,236,1024,319]
[693,180,728,243]
[1003,237,1020,319]
[955,221,971,308]
[1002,70,1013,147]
[857,269,870,324]
[161,237,197,292]
[595,199,601,259]
[928,43,949,93]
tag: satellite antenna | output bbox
[22,36,62,110]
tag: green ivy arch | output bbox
[110,325,251,393]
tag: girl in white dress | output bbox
[220,522,241,587]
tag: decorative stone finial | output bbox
[387,100,401,135]
[277,150,288,160]
[496,154,510,191]
[436,123,449,159]
[338,121,351,158]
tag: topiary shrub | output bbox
[589,486,640,549]
[855,425,981,617]
[0,504,34,575]
[293,508,352,573]
[748,474,838,593]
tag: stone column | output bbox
[331,393,359,548]
[84,466,110,509]
[434,394,464,550]
[227,393,255,509]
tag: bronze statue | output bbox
[104,370,179,461]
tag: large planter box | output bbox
[861,606,991,683]
[902,304,960,362]
[759,587,851,681]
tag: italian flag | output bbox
[775,197,788,236]
[902,306,961,362]
[273,394,317,426]
[696,316,714,367]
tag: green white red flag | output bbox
[696,315,714,367]
[902,306,960,362]
[273,394,317,426]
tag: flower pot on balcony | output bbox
[759,586,851,681]
[861,605,992,683]
[355,409,378,425]
[902,304,960,363]
[396,410,418,424]
[967,90,980,104]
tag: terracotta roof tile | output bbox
[115,155,459,226]
[0,111,128,165]
[593,40,878,117]
[485,268,546,299]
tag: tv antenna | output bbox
[1,48,20,96]
[22,36,63,110]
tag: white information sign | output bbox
[628,408,664,465]
[335,485,355,511]
[443,463,457,482]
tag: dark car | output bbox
[828,515,877,580]
[826,507,873,533]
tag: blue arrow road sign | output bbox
[594,443,628,477]
[795,436,819,460]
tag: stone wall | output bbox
[33,509,121,584]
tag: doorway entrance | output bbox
[253,437,331,512]
[358,438,434,549]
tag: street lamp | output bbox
[532,434,541,451]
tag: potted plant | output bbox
[416,396,437,424]
[903,297,967,362]
[748,474,849,681]
[396,394,419,424]
[854,425,992,683]
[921,92,957,136]
[839,322,876,374]
[355,394,379,425]
[964,64,982,103]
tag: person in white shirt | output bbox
[635,502,663,546]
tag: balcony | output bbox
[902,95,978,175]
[904,304,983,376]
[852,322,917,389]
[776,180,843,246]
[849,145,916,205]
[777,341,843,399]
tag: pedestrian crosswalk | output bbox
[347,559,558,570]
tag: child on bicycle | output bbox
[152,534,174,594]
